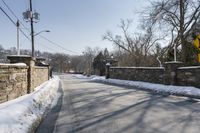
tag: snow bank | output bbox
[0,63,27,66]
[110,66,164,69]
[74,74,98,79]
[0,76,60,133]
[74,74,200,99]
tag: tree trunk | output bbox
[180,0,187,63]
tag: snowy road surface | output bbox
[36,74,200,133]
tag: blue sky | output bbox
[0,0,148,55]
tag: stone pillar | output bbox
[7,55,33,66]
[7,55,36,93]
[28,59,35,93]
[164,61,183,85]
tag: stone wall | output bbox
[110,67,165,84]
[109,64,200,88]
[6,55,50,93]
[177,66,200,88]
[33,66,49,89]
[0,56,50,103]
[0,64,28,103]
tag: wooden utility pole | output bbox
[29,0,35,57]
[23,0,40,57]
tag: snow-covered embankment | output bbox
[93,77,200,98]
[0,76,60,133]
[74,74,200,99]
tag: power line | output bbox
[1,0,30,31]
[1,0,31,42]
[0,1,62,54]
[0,6,31,41]
[0,6,16,25]
[39,35,79,54]
[2,0,19,20]
[0,2,79,55]
[19,29,31,41]
[19,38,55,53]
[38,43,58,53]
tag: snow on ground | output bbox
[0,76,60,133]
[74,74,200,99]
[0,63,27,66]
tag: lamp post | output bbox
[105,55,113,79]
[32,30,50,57]
[34,30,50,36]
[106,62,110,79]
[16,20,20,55]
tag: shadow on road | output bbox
[36,76,200,133]
[35,81,64,133]
[59,80,200,133]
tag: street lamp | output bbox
[111,55,114,60]
[32,30,50,57]
[34,30,50,36]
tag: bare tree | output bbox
[50,53,69,73]
[82,47,100,75]
[103,19,134,54]
[103,19,162,66]
[69,55,85,73]
[143,0,200,63]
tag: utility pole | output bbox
[23,0,39,57]
[30,0,35,57]
[16,20,20,55]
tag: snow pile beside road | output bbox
[0,76,60,133]
[74,74,98,79]
[0,63,27,66]
[94,78,200,98]
[74,74,200,98]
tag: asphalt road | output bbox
[36,74,200,133]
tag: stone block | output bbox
[0,81,6,89]
[185,72,193,76]
[0,95,7,103]
[187,77,196,82]
[0,74,9,80]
